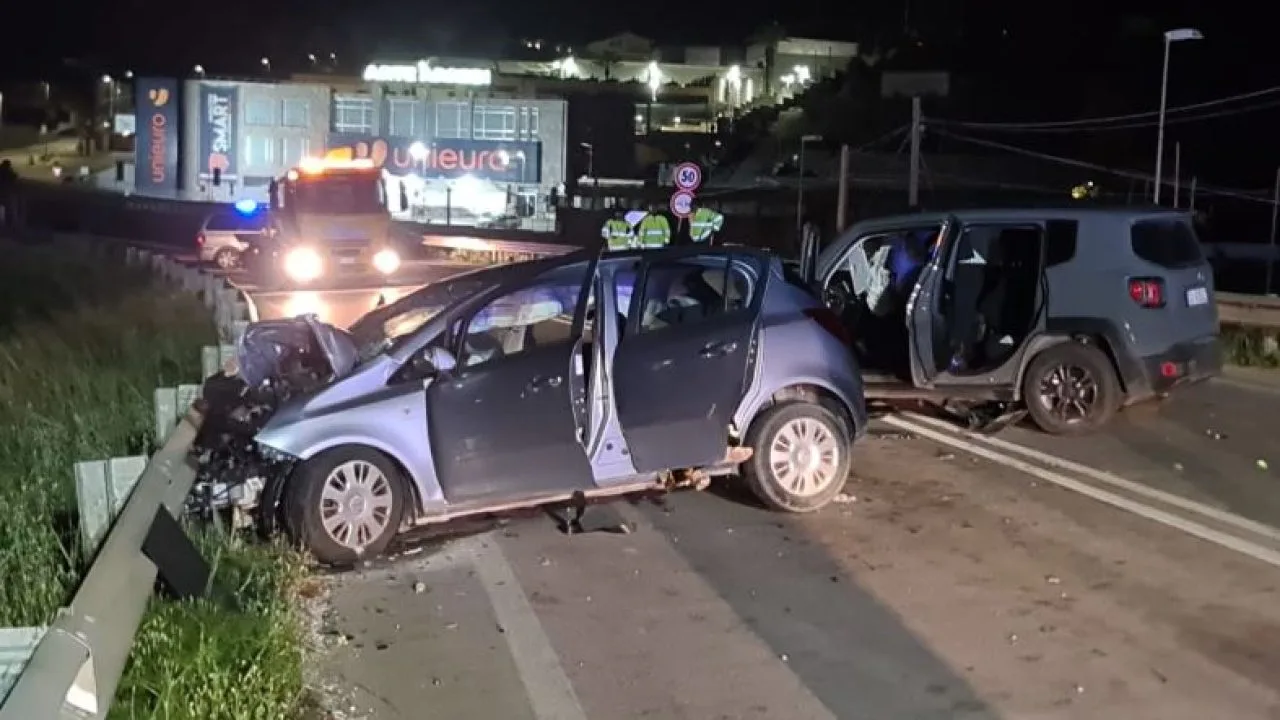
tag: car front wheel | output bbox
[284,446,408,565]
[742,401,852,513]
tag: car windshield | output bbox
[348,276,492,360]
[290,173,385,215]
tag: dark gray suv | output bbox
[806,207,1222,435]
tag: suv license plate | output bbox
[337,256,357,266]
[1186,287,1209,306]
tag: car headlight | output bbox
[372,248,401,275]
[283,247,324,282]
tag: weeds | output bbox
[1222,326,1280,369]
[0,243,307,718]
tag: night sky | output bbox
[2,0,1275,198]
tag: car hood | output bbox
[236,314,358,387]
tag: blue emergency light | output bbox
[234,198,259,215]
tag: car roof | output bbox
[847,205,1192,234]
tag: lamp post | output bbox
[1154,28,1202,205]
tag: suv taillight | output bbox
[196,232,206,247]
[1128,277,1165,308]
[804,307,852,345]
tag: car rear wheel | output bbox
[212,247,241,270]
[284,446,408,565]
[1022,342,1121,435]
[742,401,852,513]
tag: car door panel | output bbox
[426,259,599,504]
[427,341,594,503]
[612,251,766,473]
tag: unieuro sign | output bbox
[327,134,541,183]
[362,61,493,86]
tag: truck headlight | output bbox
[373,248,401,275]
[283,247,323,282]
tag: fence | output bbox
[0,237,253,718]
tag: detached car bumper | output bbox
[1140,336,1222,396]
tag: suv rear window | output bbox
[1130,219,1204,269]
[204,212,267,232]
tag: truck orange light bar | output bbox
[296,157,377,174]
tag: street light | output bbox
[193,64,206,77]
[796,134,822,233]
[261,57,271,72]
[1154,27,1203,205]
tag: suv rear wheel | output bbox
[1023,342,1121,435]
[742,401,852,513]
[284,446,408,565]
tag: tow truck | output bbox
[245,157,405,286]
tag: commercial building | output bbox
[133,68,568,229]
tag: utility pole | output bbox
[836,143,850,231]
[1267,166,1280,296]
[908,96,922,207]
[1172,141,1181,208]
[1189,176,1197,212]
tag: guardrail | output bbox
[1217,292,1280,331]
[0,237,253,718]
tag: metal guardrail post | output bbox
[0,411,207,719]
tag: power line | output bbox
[931,128,1275,205]
[929,98,1280,134]
[933,84,1280,130]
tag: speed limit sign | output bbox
[672,162,702,191]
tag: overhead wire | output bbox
[930,128,1275,205]
[929,98,1280,134]
[932,84,1280,130]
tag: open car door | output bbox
[611,248,768,473]
[426,252,601,505]
[907,217,1049,390]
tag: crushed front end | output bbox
[187,314,356,533]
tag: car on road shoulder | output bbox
[803,206,1222,435]
[197,208,267,270]
[196,246,868,563]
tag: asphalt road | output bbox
[228,263,1280,718]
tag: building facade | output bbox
[132,72,568,229]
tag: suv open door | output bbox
[611,248,769,473]
[907,217,1049,393]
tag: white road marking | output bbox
[453,535,589,720]
[899,411,1280,544]
[881,414,1280,570]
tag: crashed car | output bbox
[195,246,868,563]
[799,207,1221,434]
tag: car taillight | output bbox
[1128,277,1165,308]
[196,232,206,246]
[804,307,851,345]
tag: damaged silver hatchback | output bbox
[194,247,869,564]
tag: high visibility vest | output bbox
[637,213,671,248]
[689,207,724,242]
[601,218,633,250]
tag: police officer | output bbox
[600,209,634,251]
[688,202,724,244]
[636,204,672,249]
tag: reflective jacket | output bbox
[689,207,724,242]
[637,213,671,248]
[601,218,633,250]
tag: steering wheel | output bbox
[823,274,855,315]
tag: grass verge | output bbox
[1221,325,1280,369]
[0,242,308,718]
